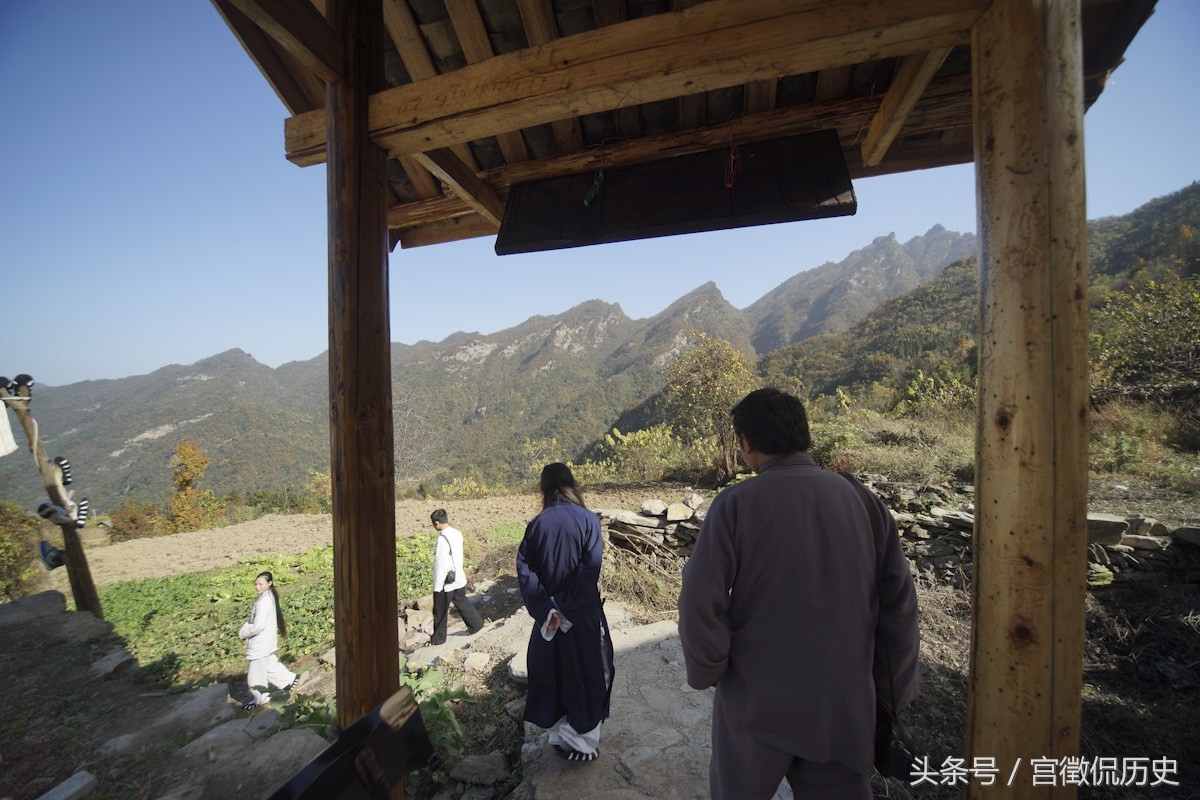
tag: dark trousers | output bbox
[431,587,484,644]
[711,689,870,800]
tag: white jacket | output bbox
[434,527,468,592]
[239,590,279,660]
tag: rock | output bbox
[0,590,66,626]
[451,752,509,785]
[465,652,492,674]
[506,696,526,721]
[641,499,668,516]
[1087,562,1114,588]
[1127,515,1170,537]
[665,502,693,522]
[92,648,137,678]
[35,769,96,800]
[1120,534,1170,551]
[1087,513,1129,546]
[509,646,528,683]
[682,492,706,510]
[101,684,236,757]
[605,510,667,529]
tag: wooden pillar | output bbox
[3,395,102,618]
[326,0,399,727]
[968,1,1089,796]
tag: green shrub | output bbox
[109,495,162,541]
[0,501,42,600]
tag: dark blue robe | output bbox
[517,496,615,732]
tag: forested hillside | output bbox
[2,184,1195,511]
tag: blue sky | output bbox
[1,1,1197,387]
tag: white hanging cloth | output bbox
[0,406,18,458]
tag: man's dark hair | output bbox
[539,462,586,509]
[431,508,449,525]
[731,387,811,455]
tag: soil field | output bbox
[43,486,683,590]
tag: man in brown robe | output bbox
[678,387,919,799]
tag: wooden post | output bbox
[325,0,400,728]
[968,1,1089,796]
[1,392,103,618]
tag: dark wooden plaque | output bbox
[495,129,856,255]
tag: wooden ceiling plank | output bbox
[382,0,438,80]
[744,79,777,114]
[384,75,975,228]
[592,0,640,138]
[397,214,499,248]
[398,154,443,199]
[381,0,477,188]
[860,47,953,167]
[673,0,707,127]
[814,65,854,101]
[225,0,343,84]
[445,0,531,163]
[410,148,505,227]
[516,0,584,154]
[285,0,986,164]
[210,0,325,113]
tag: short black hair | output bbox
[731,387,811,455]
[431,508,449,525]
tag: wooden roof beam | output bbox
[385,74,974,231]
[516,0,584,154]
[592,0,641,139]
[224,0,344,84]
[285,0,987,166]
[410,148,504,228]
[397,214,500,249]
[861,47,953,168]
[210,0,325,113]
[380,0,476,196]
[445,0,531,164]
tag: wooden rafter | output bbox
[444,0,531,164]
[380,0,477,196]
[398,214,500,249]
[285,0,987,166]
[814,64,854,101]
[515,0,583,154]
[225,0,344,84]
[411,148,504,228]
[861,47,953,167]
[210,0,325,114]
[591,0,640,139]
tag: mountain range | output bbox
[3,180,1196,512]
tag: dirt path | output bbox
[45,487,675,590]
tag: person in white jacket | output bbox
[430,509,485,645]
[238,571,299,710]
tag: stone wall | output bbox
[597,479,1200,590]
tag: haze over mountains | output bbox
[3,180,1196,511]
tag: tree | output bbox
[600,425,683,482]
[1092,271,1200,388]
[164,441,226,533]
[663,332,761,480]
[393,386,439,483]
[521,436,565,480]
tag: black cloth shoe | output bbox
[39,540,66,570]
[37,502,73,526]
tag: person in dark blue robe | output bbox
[516,462,615,762]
